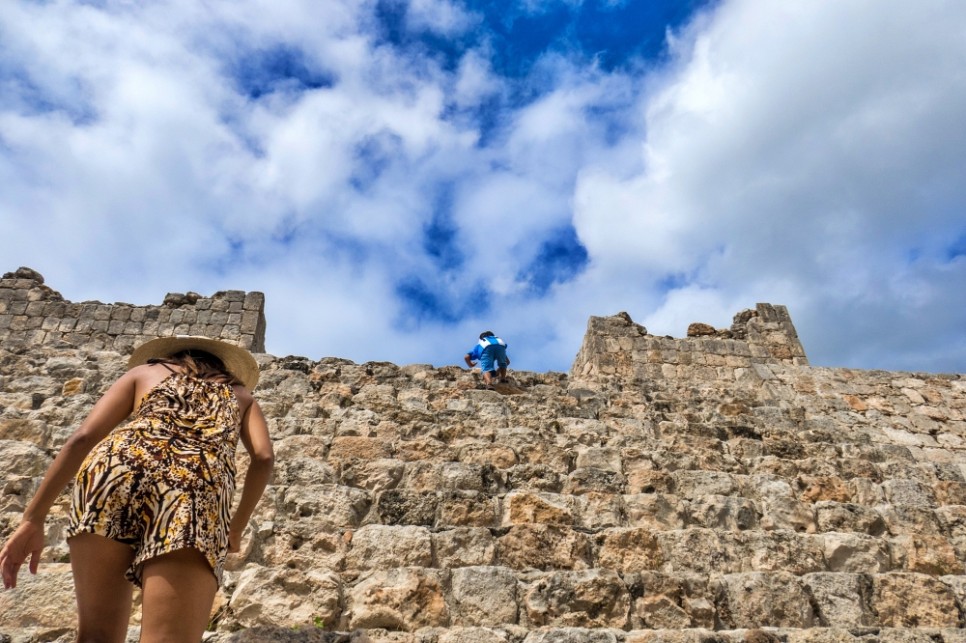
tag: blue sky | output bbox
[1,0,965,375]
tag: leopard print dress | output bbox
[67,369,241,586]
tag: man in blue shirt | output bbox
[464,331,510,388]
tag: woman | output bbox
[0,336,274,643]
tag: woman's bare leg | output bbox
[139,548,217,643]
[68,533,135,643]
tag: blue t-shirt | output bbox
[467,335,507,361]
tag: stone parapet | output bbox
[0,267,266,353]
[570,304,808,388]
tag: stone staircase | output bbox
[1,303,965,642]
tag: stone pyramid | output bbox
[1,269,964,642]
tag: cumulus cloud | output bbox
[573,0,966,372]
[1,0,964,374]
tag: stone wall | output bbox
[571,303,809,391]
[1,274,965,643]
[0,267,266,353]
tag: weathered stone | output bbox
[713,572,816,628]
[227,566,342,629]
[871,573,960,627]
[346,569,450,630]
[522,570,630,629]
[628,572,715,630]
[595,528,663,573]
[802,573,875,627]
[0,564,77,628]
[432,527,497,568]
[449,566,518,626]
[498,525,592,571]
[345,525,432,570]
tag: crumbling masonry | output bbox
[1,267,965,643]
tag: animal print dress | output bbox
[67,370,241,586]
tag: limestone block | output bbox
[260,523,347,572]
[564,468,626,495]
[940,575,966,624]
[522,628,623,643]
[625,467,674,494]
[340,458,406,492]
[726,436,765,462]
[502,491,576,526]
[438,490,499,527]
[522,570,630,629]
[881,480,935,507]
[439,462,499,493]
[0,440,52,477]
[813,502,886,536]
[623,494,687,530]
[394,437,456,463]
[0,564,76,628]
[227,566,341,629]
[328,437,392,462]
[801,572,875,628]
[437,627,523,643]
[273,445,338,486]
[755,493,816,533]
[282,484,371,529]
[372,490,439,526]
[574,446,623,472]
[888,534,962,575]
[799,476,852,504]
[627,572,714,630]
[595,528,663,573]
[847,478,884,505]
[0,417,50,445]
[871,573,960,628]
[820,532,891,573]
[346,568,450,630]
[458,443,518,469]
[505,465,565,492]
[449,566,519,626]
[936,505,966,560]
[687,495,760,531]
[433,527,497,567]
[658,528,742,575]
[345,525,432,571]
[497,524,591,571]
[877,505,944,537]
[671,471,737,499]
[738,531,825,574]
[713,572,817,629]
[574,492,623,529]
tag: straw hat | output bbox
[128,336,260,389]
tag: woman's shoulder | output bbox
[127,362,180,381]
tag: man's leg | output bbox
[139,548,217,643]
[69,533,136,643]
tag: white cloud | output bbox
[1,0,964,375]
[571,0,966,371]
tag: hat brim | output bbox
[128,336,259,389]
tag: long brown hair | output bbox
[148,350,242,386]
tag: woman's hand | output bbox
[227,523,243,553]
[0,520,45,589]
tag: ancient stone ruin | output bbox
[1,267,965,643]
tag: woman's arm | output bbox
[228,399,274,551]
[0,369,138,589]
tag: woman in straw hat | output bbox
[0,336,274,642]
